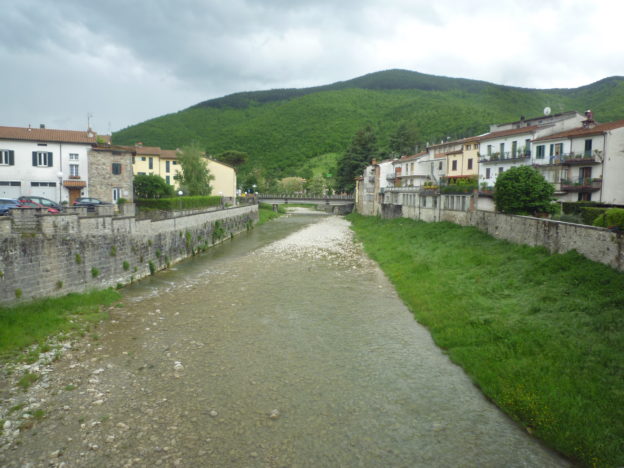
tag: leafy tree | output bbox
[174,143,214,195]
[278,177,306,194]
[133,174,174,199]
[305,175,326,197]
[336,125,378,193]
[388,122,420,156]
[216,150,248,168]
[494,166,556,215]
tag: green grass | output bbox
[0,289,121,361]
[347,214,624,467]
[258,203,286,225]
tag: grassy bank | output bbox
[0,289,121,362]
[347,214,624,467]
[258,202,286,225]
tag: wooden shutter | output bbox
[47,152,53,167]
[32,151,37,166]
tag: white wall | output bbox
[0,139,91,202]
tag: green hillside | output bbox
[112,69,624,180]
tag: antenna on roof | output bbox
[87,112,93,130]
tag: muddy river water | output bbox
[0,210,569,467]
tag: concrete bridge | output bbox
[256,194,355,214]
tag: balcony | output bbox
[386,173,397,181]
[555,152,599,166]
[559,177,602,192]
[479,151,531,164]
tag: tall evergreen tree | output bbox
[336,125,378,192]
[388,122,421,156]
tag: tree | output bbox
[278,177,306,194]
[216,150,248,168]
[174,143,214,196]
[305,175,326,197]
[388,122,420,156]
[336,125,378,193]
[494,166,556,215]
[133,174,174,199]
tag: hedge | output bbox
[593,207,624,229]
[580,207,609,225]
[136,196,222,211]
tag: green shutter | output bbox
[48,152,53,167]
[32,151,37,166]
[9,150,14,165]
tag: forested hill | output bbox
[112,69,624,179]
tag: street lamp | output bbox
[219,191,223,209]
[57,171,63,204]
[178,190,183,211]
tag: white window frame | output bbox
[70,164,79,177]
[69,153,79,161]
[35,151,50,167]
[0,150,13,165]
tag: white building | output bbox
[0,125,104,202]
[477,112,585,188]
[532,117,624,204]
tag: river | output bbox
[0,209,568,467]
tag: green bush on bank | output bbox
[593,207,624,229]
[136,196,221,211]
[347,213,624,467]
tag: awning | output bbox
[63,180,87,188]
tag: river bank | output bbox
[0,212,569,467]
[347,213,624,467]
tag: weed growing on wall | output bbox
[55,281,63,290]
[14,289,22,299]
[75,254,82,264]
[122,261,130,271]
[148,261,155,275]
[110,246,117,257]
[91,268,99,278]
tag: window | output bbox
[498,167,504,175]
[112,163,122,175]
[487,145,492,156]
[554,143,563,156]
[70,164,79,177]
[536,145,545,159]
[30,182,56,187]
[0,150,15,165]
[69,153,79,161]
[0,181,21,186]
[172,161,178,165]
[32,151,53,167]
[112,188,121,202]
[467,158,473,170]
[149,157,153,169]
[452,160,458,171]
[166,175,170,184]
[438,161,442,170]
[486,168,491,179]
[138,172,146,176]
[524,139,531,155]
[466,144,471,150]
[132,156,135,164]
[166,160,170,173]
[499,143,505,155]
[141,157,146,161]
[584,139,592,156]
[512,141,517,157]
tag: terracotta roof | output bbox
[90,144,136,153]
[133,145,163,155]
[398,151,428,162]
[533,119,624,142]
[0,125,103,144]
[159,149,179,159]
[477,125,540,142]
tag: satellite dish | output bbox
[544,107,551,116]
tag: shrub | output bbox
[122,261,130,271]
[593,208,624,230]
[133,174,174,199]
[136,196,222,211]
[581,207,609,225]
[494,166,556,215]
[148,261,156,275]
[91,267,100,278]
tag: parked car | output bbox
[18,200,60,214]
[72,197,111,211]
[18,196,63,212]
[0,198,21,215]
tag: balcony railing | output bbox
[559,177,602,192]
[386,173,397,181]
[479,151,531,163]
[553,152,598,165]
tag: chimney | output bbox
[582,110,595,128]
[40,124,45,129]
[28,124,32,131]
[371,158,377,165]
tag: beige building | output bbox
[130,143,236,198]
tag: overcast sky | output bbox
[2,0,623,134]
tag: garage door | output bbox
[28,182,57,200]
[0,181,22,198]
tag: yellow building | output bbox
[131,143,237,198]
[445,137,480,182]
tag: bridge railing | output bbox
[257,194,354,201]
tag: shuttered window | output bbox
[112,163,122,175]
[0,150,15,165]
[32,151,53,167]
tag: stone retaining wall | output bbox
[0,205,258,305]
